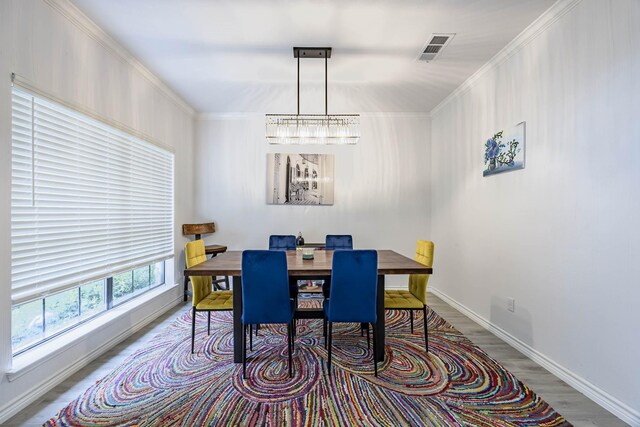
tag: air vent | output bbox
[423,45,441,54]
[418,33,455,62]
[430,35,450,45]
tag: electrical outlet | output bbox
[507,297,515,312]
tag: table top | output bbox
[184,249,433,277]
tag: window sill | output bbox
[7,282,180,382]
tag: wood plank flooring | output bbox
[5,295,628,426]
[426,296,628,427]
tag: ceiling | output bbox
[71,0,556,114]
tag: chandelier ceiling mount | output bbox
[265,47,360,145]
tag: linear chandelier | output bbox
[266,47,360,145]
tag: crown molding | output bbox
[41,0,196,117]
[198,112,264,121]
[429,0,583,117]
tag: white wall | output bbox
[430,0,640,422]
[195,113,430,287]
[0,0,195,421]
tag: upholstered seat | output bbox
[241,250,295,378]
[325,235,353,250]
[384,240,434,353]
[268,235,296,251]
[186,239,233,354]
[324,250,379,376]
[323,235,354,298]
[196,290,233,310]
[183,222,229,291]
[268,234,298,297]
[384,290,424,309]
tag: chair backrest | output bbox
[241,250,292,324]
[327,250,378,323]
[185,240,212,306]
[325,235,353,250]
[409,240,435,304]
[268,235,296,251]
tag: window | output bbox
[112,262,164,305]
[10,86,174,354]
[11,262,165,353]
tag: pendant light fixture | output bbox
[266,47,360,145]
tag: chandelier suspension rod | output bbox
[297,55,300,116]
[295,47,330,117]
[325,51,328,116]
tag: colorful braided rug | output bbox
[46,297,571,426]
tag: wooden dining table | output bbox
[183,249,433,363]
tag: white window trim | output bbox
[8,278,179,381]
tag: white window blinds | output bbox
[11,87,175,304]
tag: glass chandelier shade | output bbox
[266,47,360,145]
[266,114,360,145]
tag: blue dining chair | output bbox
[325,235,353,250]
[324,250,379,376]
[269,235,296,251]
[241,250,295,378]
[268,234,299,303]
[323,235,354,299]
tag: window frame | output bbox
[12,261,167,356]
[9,83,175,357]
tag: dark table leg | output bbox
[232,275,243,363]
[183,276,190,302]
[209,253,230,290]
[375,275,385,362]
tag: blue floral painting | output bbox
[483,122,525,177]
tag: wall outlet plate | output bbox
[507,297,515,312]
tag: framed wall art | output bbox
[483,121,525,177]
[267,153,334,205]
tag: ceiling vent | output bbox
[419,33,455,62]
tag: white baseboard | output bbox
[0,291,183,424]
[428,287,639,426]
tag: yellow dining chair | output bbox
[186,239,233,354]
[384,240,434,353]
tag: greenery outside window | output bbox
[12,261,165,354]
[10,85,174,357]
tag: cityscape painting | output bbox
[267,153,334,205]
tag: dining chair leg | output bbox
[255,323,260,336]
[207,311,211,335]
[372,323,378,377]
[242,324,247,379]
[327,322,333,375]
[410,310,414,334]
[422,305,429,353]
[191,307,196,354]
[290,320,295,354]
[286,321,291,356]
[249,324,253,351]
[287,321,293,378]
[366,324,370,349]
[323,318,327,349]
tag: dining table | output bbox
[183,249,433,363]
